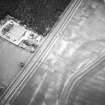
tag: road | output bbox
[59,54,105,105]
[0,0,83,104]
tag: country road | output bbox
[60,54,105,105]
[1,0,105,105]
